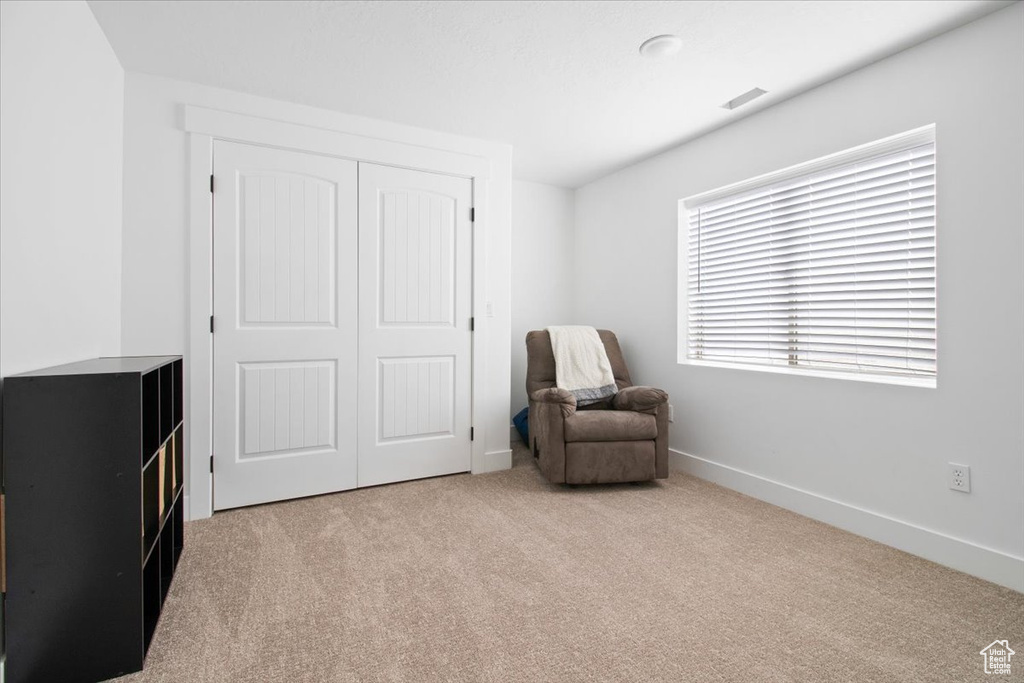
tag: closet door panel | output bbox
[357,163,473,487]
[212,141,357,510]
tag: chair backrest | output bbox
[525,329,633,409]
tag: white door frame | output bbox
[185,105,492,520]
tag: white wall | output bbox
[510,180,575,415]
[120,73,513,514]
[0,0,124,378]
[574,4,1023,589]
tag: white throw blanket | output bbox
[547,325,618,406]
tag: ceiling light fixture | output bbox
[639,34,682,59]
[721,87,768,110]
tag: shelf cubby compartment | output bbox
[173,424,184,495]
[159,507,176,605]
[172,359,183,428]
[172,491,184,572]
[142,369,160,462]
[161,436,174,520]
[143,448,162,560]
[160,363,174,443]
[143,548,161,654]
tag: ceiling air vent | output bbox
[721,87,767,110]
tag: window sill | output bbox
[681,358,936,389]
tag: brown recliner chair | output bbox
[526,330,669,484]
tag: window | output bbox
[681,126,936,386]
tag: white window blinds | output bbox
[685,130,936,379]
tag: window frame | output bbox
[677,125,937,389]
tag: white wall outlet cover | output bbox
[948,463,971,493]
[668,404,674,422]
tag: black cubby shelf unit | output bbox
[2,356,185,683]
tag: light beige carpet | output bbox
[114,443,1024,682]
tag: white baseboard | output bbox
[474,448,512,474]
[669,448,1024,592]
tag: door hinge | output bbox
[210,175,214,193]
[210,455,214,473]
[470,317,475,332]
[1,492,6,593]
[470,207,475,222]
[470,427,475,441]
[209,315,214,333]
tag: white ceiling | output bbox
[89,0,1011,188]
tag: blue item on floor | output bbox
[512,407,529,445]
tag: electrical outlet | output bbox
[948,463,971,493]
[668,404,674,422]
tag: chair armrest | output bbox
[612,386,668,413]
[530,388,577,417]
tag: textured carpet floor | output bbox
[113,443,1024,682]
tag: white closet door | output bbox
[357,163,473,487]
[212,141,358,510]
